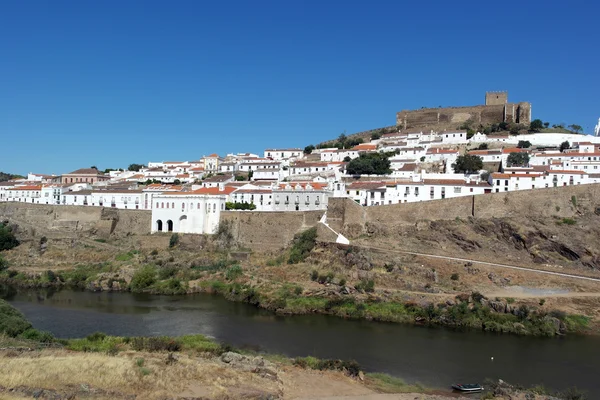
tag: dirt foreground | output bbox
[0,347,471,400]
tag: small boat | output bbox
[451,383,484,392]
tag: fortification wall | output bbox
[328,184,600,239]
[0,203,151,239]
[220,210,324,252]
[396,103,529,130]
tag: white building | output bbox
[272,182,330,211]
[264,148,303,160]
[6,185,42,203]
[151,186,235,234]
[439,130,468,144]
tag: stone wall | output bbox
[220,210,324,252]
[328,184,600,239]
[0,203,151,239]
[396,103,530,130]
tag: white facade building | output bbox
[151,187,234,234]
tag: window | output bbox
[415,187,419,196]
[213,203,216,213]
[430,187,434,199]
[172,202,175,208]
[441,187,446,199]
[166,203,169,209]
[453,187,461,194]
[504,180,508,186]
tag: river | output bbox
[3,287,599,396]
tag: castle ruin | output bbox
[396,91,531,130]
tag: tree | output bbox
[530,119,544,132]
[568,124,583,134]
[346,153,391,175]
[477,143,488,150]
[506,152,530,167]
[560,141,570,152]
[0,223,19,251]
[452,155,483,174]
[343,156,352,162]
[128,163,146,172]
[304,145,315,154]
[371,131,382,140]
[517,140,532,148]
[173,179,181,185]
[543,122,550,128]
[90,165,98,170]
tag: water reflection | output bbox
[3,286,599,396]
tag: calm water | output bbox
[3,286,599,395]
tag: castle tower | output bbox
[485,91,508,105]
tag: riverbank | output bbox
[0,298,451,399]
[0,226,596,337]
[0,264,591,338]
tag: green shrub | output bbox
[169,233,179,248]
[338,278,346,287]
[158,265,177,280]
[225,265,243,281]
[150,249,159,256]
[0,299,33,337]
[86,332,107,342]
[0,222,20,251]
[560,218,577,225]
[355,279,375,293]
[287,227,317,264]
[293,285,303,295]
[19,328,54,343]
[310,270,318,281]
[130,265,157,292]
[0,255,8,272]
[131,336,181,352]
[450,273,459,281]
[115,252,134,262]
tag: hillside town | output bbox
[3,121,600,236]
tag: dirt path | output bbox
[361,245,600,283]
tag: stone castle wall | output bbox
[327,184,600,239]
[396,99,531,131]
[2,183,598,251]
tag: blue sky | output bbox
[1,0,599,175]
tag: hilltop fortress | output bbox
[396,91,531,130]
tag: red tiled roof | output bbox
[8,185,42,191]
[351,144,378,151]
[502,148,529,154]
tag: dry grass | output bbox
[0,349,281,400]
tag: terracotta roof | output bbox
[203,175,234,182]
[64,168,105,175]
[548,170,587,175]
[351,144,378,151]
[502,148,529,154]
[468,150,502,155]
[292,162,330,168]
[206,153,219,158]
[395,163,417,172]
[7,185,42,191]
[491,173,543,179]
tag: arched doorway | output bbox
[156,220,163,232]
[179,215,187,232]
[167,220,173,232]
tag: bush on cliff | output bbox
[0,299,53,341]
[0,222,19,251]
[130,265,157,292]
[288,227,318,264]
